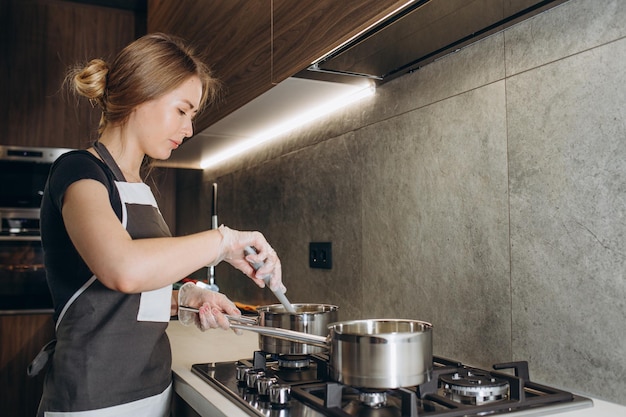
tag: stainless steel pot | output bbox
[257,303,338,355]
[229,318,433,390]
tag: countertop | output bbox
[166,320,626,417]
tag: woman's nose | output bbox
[182,118,193,138]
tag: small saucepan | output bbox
[257,303,339,355]
[228,317,433,390]
[180,303,339,355]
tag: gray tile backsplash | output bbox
[506,29,626,402]
[177,0,626,405]
[359,82,512,366]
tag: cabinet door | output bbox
[0,313,55,417]
[0,0,136,149]
[147,0,407,133]
[148,0,273,132]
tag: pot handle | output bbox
[225,314,258,325]
[179,308,261,325]
[177,310,327,348]
[227,316,329,348]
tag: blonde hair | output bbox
[66,32,220,135]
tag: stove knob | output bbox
[246,370,265,390]
[257,376,278,396]
[236,365,252,384]
[269,384,291,407]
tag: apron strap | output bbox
[93,141,127,182]
[27,339,57,377]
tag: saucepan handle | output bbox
[178,308,258,325]
[225,314,258,325]
[226,316,329,348]
[177,308,327,347]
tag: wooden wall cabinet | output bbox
[1,1,571,151]
[148,0,273,136]
[1,0,406,149]
[148,0,407,133]
[0,0,136,149]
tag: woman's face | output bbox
[128,75,203,160]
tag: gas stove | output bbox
[191,352,592,417]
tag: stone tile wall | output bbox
[177,0,626,404]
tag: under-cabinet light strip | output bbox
[200,83,375,169]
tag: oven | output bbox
[0,146,71,312]
[0,208,51,312]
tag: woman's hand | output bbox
[177,282,241,331]
[214,225,285,293]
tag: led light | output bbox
[200,83,375,169]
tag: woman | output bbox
[37,32,284,416]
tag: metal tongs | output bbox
[244,246,296,313]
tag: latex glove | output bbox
[178,282,241,332]
[214,225,285,293]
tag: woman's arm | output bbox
[62,178,224,292]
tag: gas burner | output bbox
[358,391,387,408]
[265,357,319,383]
[276,355,311,369]
[440,370,509,405]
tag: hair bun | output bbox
[71,58,109,106]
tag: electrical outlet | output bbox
[309,242,332,269]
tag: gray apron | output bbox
[37,142,174,416]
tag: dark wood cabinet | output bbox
[0,313,55,417]
[0,0,137,149]
[1,0,405,148]
[147,0,407,133]
[148,0,273,135]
